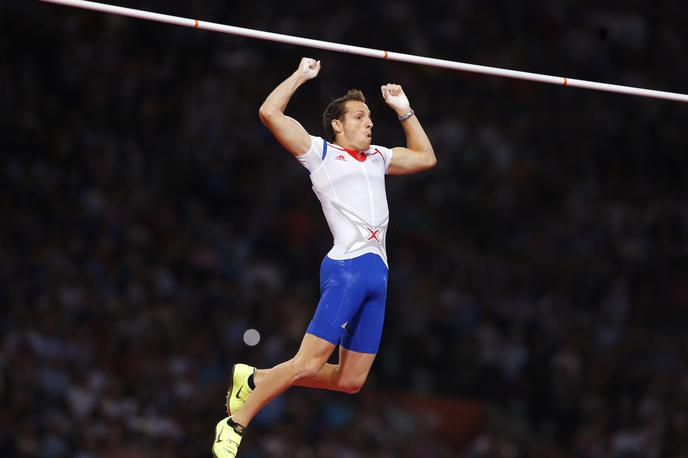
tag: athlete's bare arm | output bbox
[259,57,321,156]
[381,84,437,175]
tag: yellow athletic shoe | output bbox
[225,363,256,416]
[212,417,243,458]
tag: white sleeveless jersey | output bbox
[296,136,394,266]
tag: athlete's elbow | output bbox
[404,152,437,175]
[258,104,277,125]
[426,154,437,169]
[420,152,437,171]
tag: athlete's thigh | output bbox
[339,289,386,354]
[307,257,367,345]
[340,255,388,354]
[295,333,338,365]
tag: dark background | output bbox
[2,1,688,457]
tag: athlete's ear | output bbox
[331,119,343,135]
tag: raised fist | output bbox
[298,57,321,80]
[380,84,411,114]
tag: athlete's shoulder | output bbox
[296,136,328,171]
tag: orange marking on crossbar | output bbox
[383,50,389,59]
[194,19,199,28]
[563,77,568,86]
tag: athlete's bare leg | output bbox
[255,345,376,394]
[231,333,336,427]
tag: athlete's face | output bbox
[337,101,373,151]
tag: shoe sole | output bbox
[212,418,225,458]
[225,364,238,417]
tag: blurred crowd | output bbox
[3,1,688,457]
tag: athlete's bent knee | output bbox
[338,374,368,394]
[340,381,363,394]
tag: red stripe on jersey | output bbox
[329,143,367,162]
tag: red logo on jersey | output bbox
[335,155,347,161]
[366,228,382,243]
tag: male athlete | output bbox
[212,57,436,457]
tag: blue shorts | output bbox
[306,253,388,354]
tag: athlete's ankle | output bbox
[254,369,267,387]
[227,416,247,435]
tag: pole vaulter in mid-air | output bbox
[39,1,688,456]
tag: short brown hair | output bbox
[322,89,366,142]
